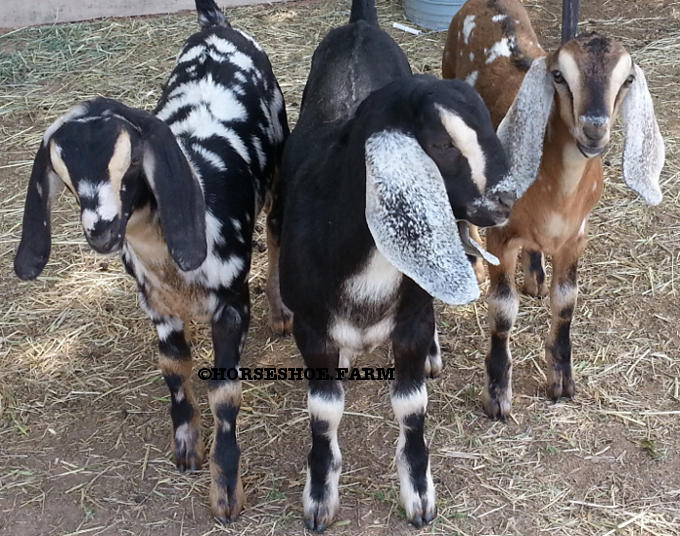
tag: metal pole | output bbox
[561,0,580,43]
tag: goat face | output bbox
[497,35,663,206]
[48,116,140,254]
[363,77,515,305]
[549,33,635,158]
[14,99,207,281]
[414,78,514,227]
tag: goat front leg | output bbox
[294,317,343,533]
[265,193,293,335]
[483,229,520,419]
[545,240,583,401]
[391,305,436,527]
[154,315,204,472]
[208,295,250,523]
[521,249,549,297]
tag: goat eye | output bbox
[551,70,566,84]
[624,74,635,87]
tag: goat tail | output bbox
[196,0,230,28]
[349,0,378,26]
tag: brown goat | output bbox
[442,0,664,419]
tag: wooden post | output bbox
[561,0,580,43]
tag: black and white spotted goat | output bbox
[14,0,289,523]
[278,0,516,530]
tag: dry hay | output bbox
[0,0,679,535]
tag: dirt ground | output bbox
[1,1,679,535]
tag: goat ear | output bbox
[364,130,479,305]
[621,64,664,206]
[138,115,207,271]
[496,56,554,199]
[14,143,62,280]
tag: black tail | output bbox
[196,0,230,28]
[349,0,378,25]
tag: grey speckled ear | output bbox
[496,56,554,199]
[621,64,664,206]
[364,130,480,305]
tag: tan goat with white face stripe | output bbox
[442,0,664,419]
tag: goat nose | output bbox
[87,226,118,253]
[582,117,608,142]
[496,190,515,209]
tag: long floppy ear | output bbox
[113,104,207,271]
[496,56,554,199]
[141,122,206,271]
[14,143,62,280]
[364,130,479,305]
[621,64,664,206]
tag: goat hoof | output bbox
[211,475,245,524]
[406,499,436,528]
[547,372,575,401]
[482,387,512,420]
[522,281,548,298]
[176,454,203,473]
[303,517,327,533]
[174,432,204,473]
[303,510,331,533]
[303,496,338,533]
[269,306,293,336]
[424,353,442,379]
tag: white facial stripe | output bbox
[97,182,120,221]
[558,50,582,121]
[49,141,76,195]
[608,53,633,110]
[436,105,487,192]
[81,208,98,232]
[77,181,99,199]
[108,129,132,202]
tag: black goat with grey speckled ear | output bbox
[277,0,516,531]
[14,0,289,523]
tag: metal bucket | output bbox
[403,0,464,31]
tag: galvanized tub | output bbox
[403,0,464,31]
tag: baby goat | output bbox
[278,0,517,530]
[442,0,664,418]
[14,0,289,522]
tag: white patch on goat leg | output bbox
[391,384,435,525]
[303,391,344,530]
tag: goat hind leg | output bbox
[521,249,549,297]
[265,190,293,335]
[424,323,442,379]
